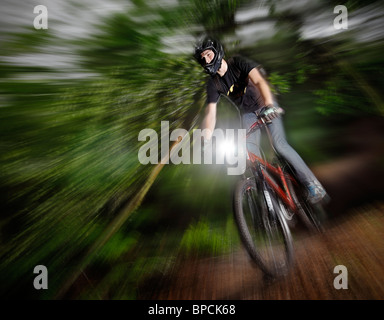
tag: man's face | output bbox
[200,49,215,65]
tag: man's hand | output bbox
[259,105,280,123]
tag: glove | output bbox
[259,105,280,123]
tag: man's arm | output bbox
[248,68,274,106]
[201,102,217,140]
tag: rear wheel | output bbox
[233,178,294,277]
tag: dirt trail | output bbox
[140,202,384,300]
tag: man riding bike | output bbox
[194,36,327,204]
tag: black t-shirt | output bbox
[206,55,265,113]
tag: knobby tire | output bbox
[233,178,294,277]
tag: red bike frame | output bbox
[246,117,298,212]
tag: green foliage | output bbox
[0,0,247,299]
[180,216,239,257]
[314,80,350,115]
[268,72,291,94]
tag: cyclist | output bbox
[194,36,327,204]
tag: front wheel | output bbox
[233,178,294,277]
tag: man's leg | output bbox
[267,116,327,203]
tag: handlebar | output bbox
[246,107,285,138]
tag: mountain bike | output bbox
[233,113,327,277]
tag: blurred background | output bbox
[0,0,383,299]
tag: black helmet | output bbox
[194,37,224,76]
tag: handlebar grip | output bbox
[246,106,285,137]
